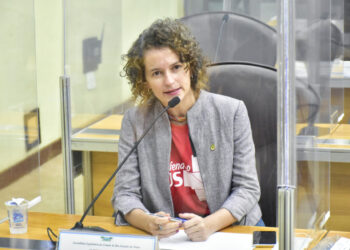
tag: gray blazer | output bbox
[112,90,262,226]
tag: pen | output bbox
[146,212,187,223]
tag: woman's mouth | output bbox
[164,88,181,96]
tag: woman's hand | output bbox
[147,211,181,239]
[179,213,214,241]
[179,209,237,242]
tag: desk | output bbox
[0,212,326,250]
[327,230,350,238]
[71,115,122,216]
[72,114,122,153]
[0,212,144,241]
[297,123,350,163]
[296,124,350,230]
[296,123,350,231]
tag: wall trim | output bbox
[0,139,61,189]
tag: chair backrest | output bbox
[207,62,320,226]
[207,62,277,226]
[180,11,277,66]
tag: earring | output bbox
[145,88,152,97]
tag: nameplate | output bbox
[57,230,158,250]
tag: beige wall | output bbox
[67,0,184,129]
[0,0,184,171]
[0,1,40,170]
[66,0,123,129]
[35,0,64,147]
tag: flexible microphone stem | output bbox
[72,96,180,231]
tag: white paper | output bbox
[159,230,266,250]
[159,230,312,250]
[344,61,350,78]
[331,237,350,250]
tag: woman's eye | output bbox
[152,71,161,77]
[173,64,182,70]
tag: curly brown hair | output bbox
[121,18,209,105]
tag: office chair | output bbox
[207,62,319,226]
[207,62,277,226]
[180,11,277,66]
[296,20,343,135]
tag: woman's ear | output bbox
[144,82,152,94]
[185,62,191,73]
[145,85,153,96]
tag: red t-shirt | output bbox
[169,123,210,216]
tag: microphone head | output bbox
[168,96,180,108]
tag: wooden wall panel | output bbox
[325,162,350,231]
[92,151,118,216]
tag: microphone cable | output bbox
[47,227,57,247]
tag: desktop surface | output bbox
[0,212,327,250]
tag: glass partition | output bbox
[278,0,346,248]
[0,1,41,219]
[65,0,281,221]
[65,0,124,130]
[294,0,344,231]
[184,0,278,25]
[65,0,184,132]
[64,2,346,244]
[1,2,346,244]
[66,0,281,133]
[65,0,185,214]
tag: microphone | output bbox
[71,96,180,232]
[168,96,181,108]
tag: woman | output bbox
[112,18,262,241]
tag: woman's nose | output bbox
[164,71,175,85]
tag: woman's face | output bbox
[143,47,194,108]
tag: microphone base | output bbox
[71,222,109,232]
[75,226,109,232]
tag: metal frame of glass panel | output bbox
[278,1,296,249]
